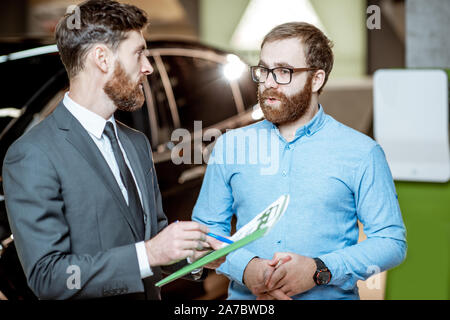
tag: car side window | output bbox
[145,55,176,147]
[161,55,239,132]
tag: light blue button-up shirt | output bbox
[192,105,407,300]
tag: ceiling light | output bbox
[231,0,326,51]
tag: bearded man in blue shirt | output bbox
[192,22,407,300]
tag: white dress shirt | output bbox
[63,92,152,279]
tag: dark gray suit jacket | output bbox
[2,102,189,299]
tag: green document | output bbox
[155,194,290,287]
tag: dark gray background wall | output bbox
[406,0,450,68]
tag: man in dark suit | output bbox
[1,0,220,300]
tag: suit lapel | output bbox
[52,103,141,240]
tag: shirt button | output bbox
[282,171,287,176]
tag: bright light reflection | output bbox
[223,54,246,81]
[251,104,264,120]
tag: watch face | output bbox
[318,270,331,284]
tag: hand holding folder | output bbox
[156,194,290,287]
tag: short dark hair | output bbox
[55,0,149,79]
[261,22,334,94]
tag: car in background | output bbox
[0,39,260,300]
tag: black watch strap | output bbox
[314,258,327,270]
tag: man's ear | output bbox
[311,69,326,94]
[90,44,113,74]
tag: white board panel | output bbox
[373,69,449,182]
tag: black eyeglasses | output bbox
[250,66,317,84]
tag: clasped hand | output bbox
[243,253,317,300]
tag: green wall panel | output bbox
[386,182,450,299]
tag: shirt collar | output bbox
[294,104,325,138]
[63,92,116,139]
[262,104,326,139]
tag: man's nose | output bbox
[141,55,153,75]
[264,71,278,89]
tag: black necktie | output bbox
[103,121,145,239]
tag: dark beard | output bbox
[103,61,145,112]
[258,74,313,125]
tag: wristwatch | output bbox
[313,258,332,285]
